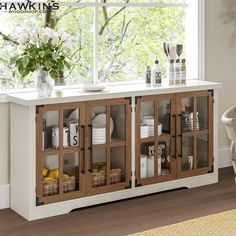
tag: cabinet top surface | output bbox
[6,80,222,106]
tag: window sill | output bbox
[0,95,9,103]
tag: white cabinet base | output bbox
[12,172,217,221]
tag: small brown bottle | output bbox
[181,59,186,85]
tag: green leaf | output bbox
[38,51,45,58]
[22,57,29,68]
[49,70,58,80]
[15,58,22,68]
[10,56,18,65]
[18,64,24,75]
[64,60,71,70]
[52,53,59,61]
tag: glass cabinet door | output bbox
[181,136,194,171]
[136,95,176,186]
[86,99,131,194]
[36,103,86,205]
[177,91,213,177]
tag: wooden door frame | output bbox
[135,93,177,187]
[36,102,86,205]
[85,98,132,196]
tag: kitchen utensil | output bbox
[169,46,177,60]
[163,42,169,59]
[176,44,183,59]
[167,43,170,58]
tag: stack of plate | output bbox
[140,123,149,139]
[149,123,163,136]
[92,124,106,144]
[142,116,163,136]
[92,113,114,144]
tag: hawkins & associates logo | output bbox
[0,0,60,14]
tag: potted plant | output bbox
[11,27,72,97]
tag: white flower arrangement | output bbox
[11,27,72,79]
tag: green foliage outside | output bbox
[0,3,185,89]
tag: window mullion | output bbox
[93,1,99,84]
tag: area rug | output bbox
[128,209,236,236]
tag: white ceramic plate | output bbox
[93,140,106,144]
[68,109,79,124]
[82,84,106,92]
[93,135,106,139]
[92,114,114,134]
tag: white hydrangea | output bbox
[30,30,39,45]
[18,34,28,45]
[17,44,26,54]
[60,31,72,43]
[41,33,50,44]
[20,27,73,49]
[51,32,59,46]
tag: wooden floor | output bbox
[0,167,235,236]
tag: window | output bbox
[0,0,200,90]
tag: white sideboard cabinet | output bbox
[7,80,221,220]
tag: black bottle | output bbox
[145,66,151,86]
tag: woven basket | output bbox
[92,168,121,187]
[43,176,76,196]
[110,168,121,184]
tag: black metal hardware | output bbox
[88,124,93,173]
[135,96,142,104]
[36,197,44,206]
[36,105,44,114]
[178,114,183,158]
[172,115,177,159]
[178,134,183,158]
[208,89,214,97]
[135,179,142,187]
[81,125,86,174]
[125,97,132,105]
[208,163,214,173]
[125,180,132,189]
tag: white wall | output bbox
[0,102,9,185]
[205,0,236,149]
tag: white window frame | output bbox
[0,0,204,95]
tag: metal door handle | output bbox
[178,114,183,158]
[172,114,177,159]
[88,124,93,173]
[81,125,86,174]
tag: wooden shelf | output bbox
[93,138,126,149]
[63,146,81,153]
[158,133,171,141]
[111,139,126,147]
[140,134,171,143]
[140,137,155,143]
[182,129,209,136]
[42,148,60,156]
